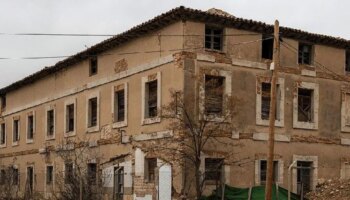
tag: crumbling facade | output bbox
[1,6,350,199]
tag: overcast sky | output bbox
[0,0,349,88]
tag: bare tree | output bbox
[50,137,108,200]
[133,82,245,199]
[0,161,21,200]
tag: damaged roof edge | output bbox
[1,6,349,95]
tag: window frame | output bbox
[0,122,6,148]
[205,25,224,51]
[87,163,97,185]
[64,98,77,137]
[256,77,285,127]
[45,106,55,140]
[298,43,313,66]
[112,83,128,129]
[26,165,35,192]
[204,158,224,182]
[46,165,54,186]
[293,82,319,130]
[345,50,350,74]
[86,92,100,132]
[144,157,157,183]
[141,72,161,125]
[261,34,274,60]
[12,117,20,146]
[89,57,98,76]
[26,111,35,144]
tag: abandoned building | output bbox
[1,6,350,200]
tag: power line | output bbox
[0,33,262,37]
[0,37,272,60]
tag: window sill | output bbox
[87,126,99,133]
[293,121,318,130]
[204,180,220,185]
[256,119,284,127]
[12,142,19,147]
[46,136,55,141]
[26,139,34,144]
[204,115,227,122]
[204,48,225,54]
[0,144,6,148]
[64,131,76,137]
[142,117,161,125]
[112,121,127,129]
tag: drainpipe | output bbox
[288,160,297,200]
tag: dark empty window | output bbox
[297,161,312,196]
[260,160,278,185]
[0,96,6,110]
[0,169,5,185]
[66,104,75,132]
[261,82,280,120]
[27,115,34,140]
[12,168,19,185]
[114,90,125,122]
[262,35,273,60]
[87,163,97,184]
[47,110,54,136]
[298,43,312,65]
[13,119,19,142]
[89,57,98,76]
[298,88,313,122]
[146,81,158,118]
[145,158,157,182]
[346,50,350,73]
[205,26,223,51]
[46,166,53,185]
[205,158,224,181]
[0,123,5,145]
[88,97,98,127]
[205,75,225,115]
[27,166,34,192]
[65,163,74,183]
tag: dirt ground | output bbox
[306,179,350,200]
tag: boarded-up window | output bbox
[145,158,157,182]
[298,43,312,65]
[146,80,158,118]
[47,110,54,136]
[262,35,273,60]
[89,57,98,76]
[205,26,223,51]
[13,119,19,142]
[66,104,75,132]
[205,75,225,115]
[88,97,98,127]
[260,160,278,185]
[114,90,125,122]
[46,166,53,185]
[0,123,5,145]
[27,115,34,140]
[205,158,224,181]
[298,88,313,122]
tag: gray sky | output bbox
[0,0,349,88]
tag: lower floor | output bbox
[0,136,350,200]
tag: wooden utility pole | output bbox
[265,20,280,200]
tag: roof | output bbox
[1,6,350,95]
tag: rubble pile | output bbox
[306,179,350,200]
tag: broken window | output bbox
[65,163,74,183]
[298,88,314,122]
[262,34,273,60]
[46,166,53,185]
[261,82,280,120]
[205,158,224,181]
[297,161,313,196]
[27,166,34,192]
[114,89,125,122]
[0,96,6,110]
[298,43,312,65]
[146,80,158,118]
[88,97,98,127]
[260,160,278,185]
[47,110,54,136]
[0,123,5,145]
[145,158,157,182]
[27,115,34,140]
[89,57,98,76]
[13,119,19,142]
[205,26,223,51]
[87,163,97,185]
[66,104,75,132]
[205,75,225,115]
[346,50,350,73]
